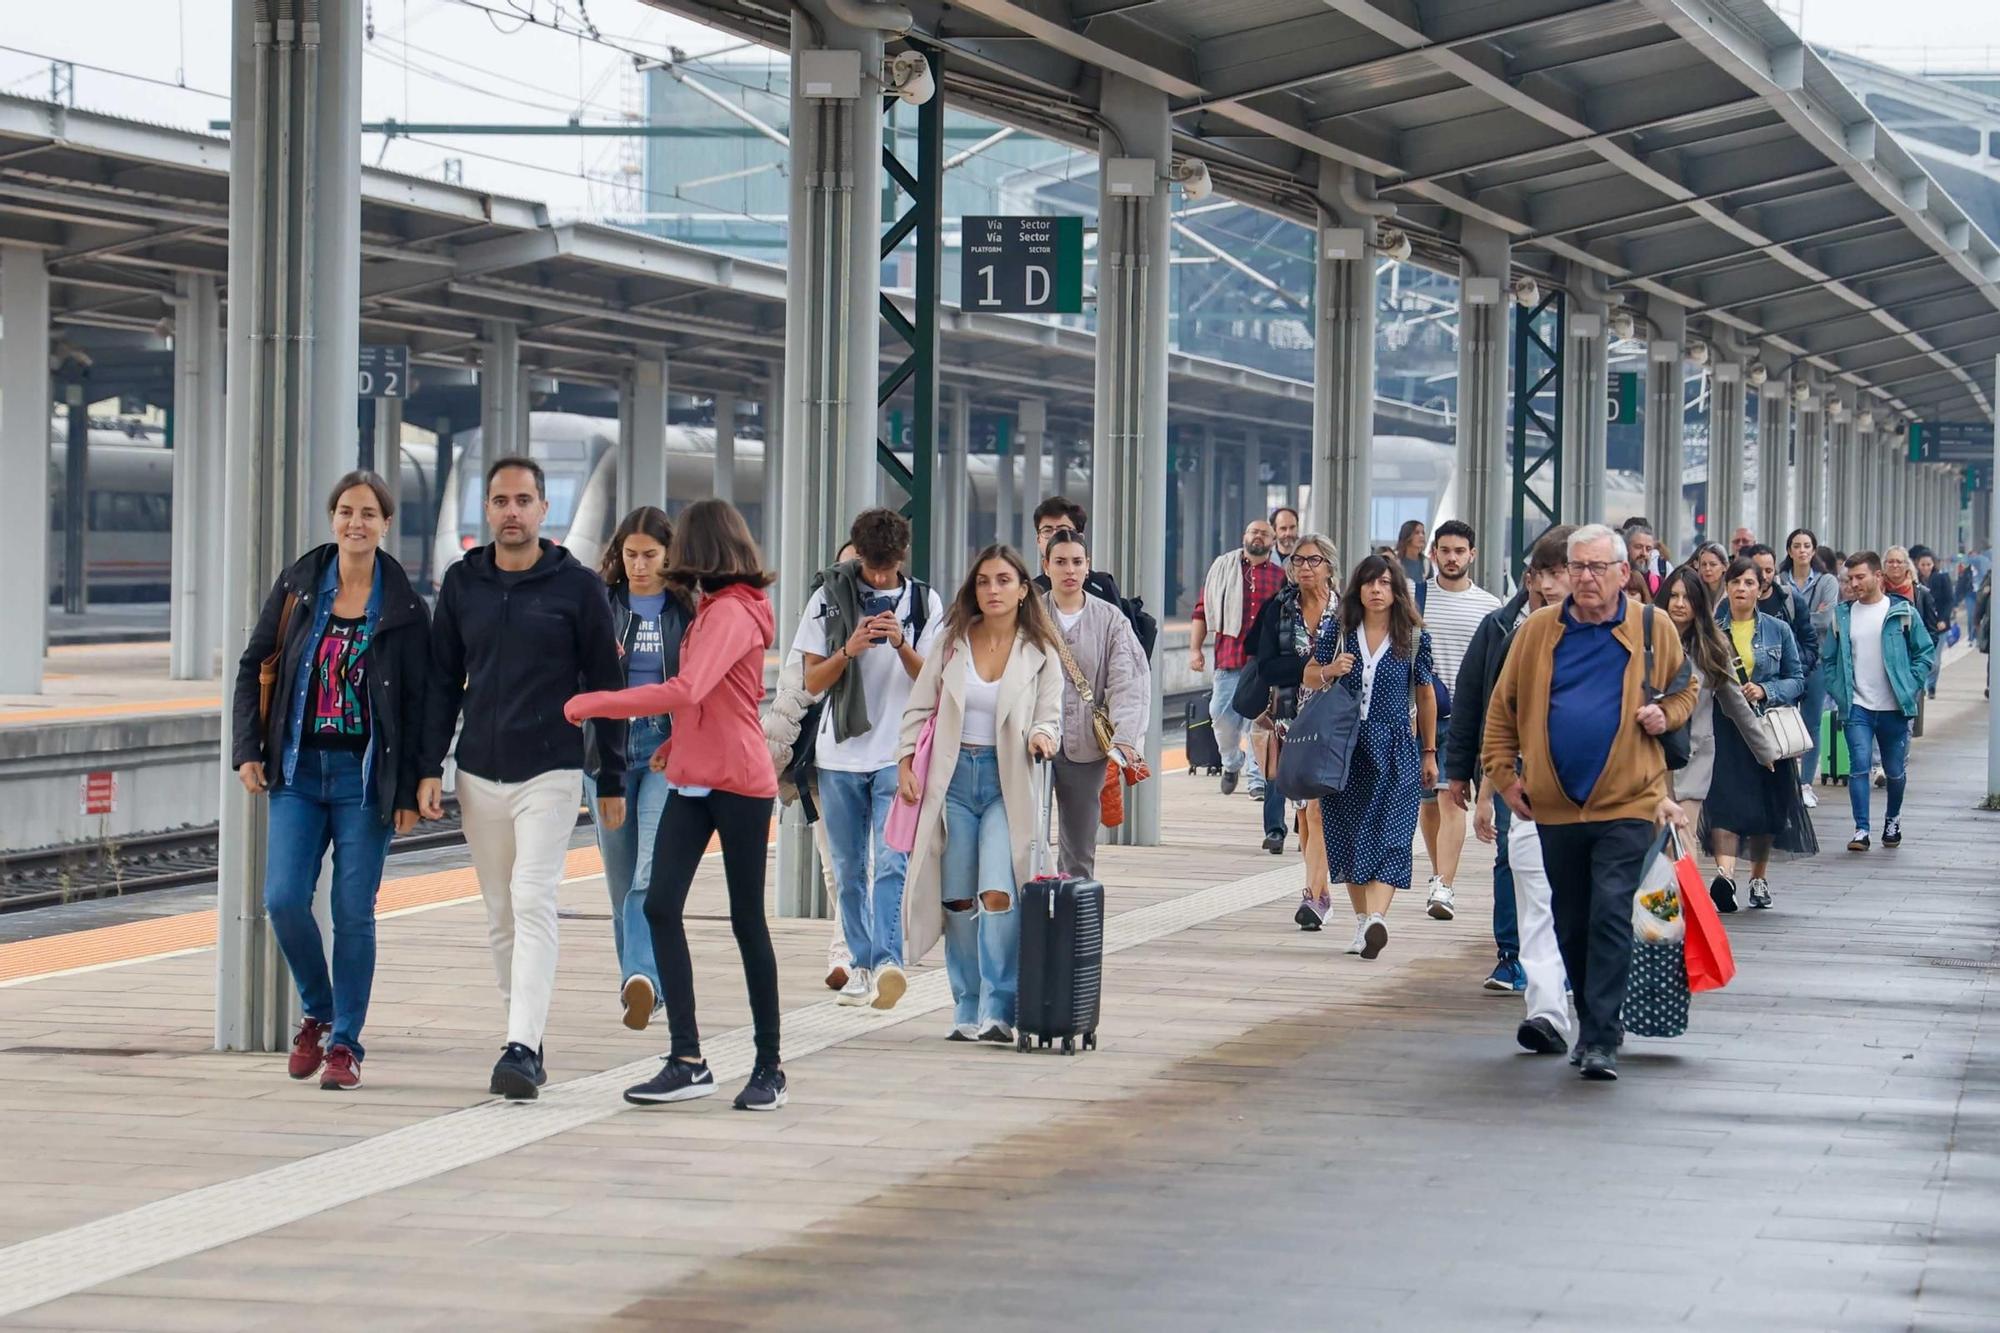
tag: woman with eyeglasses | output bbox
[1700,555,1816,912]
[1246,534,1340,927]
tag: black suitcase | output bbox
[1016,764,1104,1055]
[1184,696,1223,774]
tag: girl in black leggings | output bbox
[566,499,785,1111]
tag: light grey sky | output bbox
[1,0,1996,220]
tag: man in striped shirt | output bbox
[1416,520,1500,921]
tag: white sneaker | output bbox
[1424,874,1444,900]
[1345,916,1369,955]
[1426,881,1456,921]
[1800,784,1818,809]
[836,966,876,1007]
[1360,913,1389,960]
[871,962,908,1011]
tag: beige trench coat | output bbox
[894,632,1063,968]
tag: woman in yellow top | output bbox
[1701,555,1816,912]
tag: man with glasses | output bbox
[1483,525,1698,1082]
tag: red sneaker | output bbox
[287,1017,330,1080]
[320,1045,360,1091]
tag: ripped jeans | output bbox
[939,745,1020,1028]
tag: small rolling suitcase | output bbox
[1185,697,1223,774]
[1819,709,1850,786]
[1016,763,1104,1056]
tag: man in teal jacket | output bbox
[1825,551,1936,852]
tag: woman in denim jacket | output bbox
[1702,555,1818,912]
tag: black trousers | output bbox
[1534,818,1655,1050]
[645,789,780,1068]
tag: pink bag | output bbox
[884,714,935,854]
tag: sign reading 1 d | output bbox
[961,216,1084,314]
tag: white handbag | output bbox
[1734,652,1813,762]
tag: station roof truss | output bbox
[648,0,2000,424]
[0,94,1351,442]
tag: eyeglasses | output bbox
[1292,555,1329,569]
[1565,560,1624,579]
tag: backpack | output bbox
[1642,605,1692,770]
[1121,594,1159,659]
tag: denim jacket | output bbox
[1719,610,1805,706]
[1826,596,1937,719]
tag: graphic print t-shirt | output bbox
[305,615,373,750]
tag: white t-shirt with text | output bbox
[791,578,946,773]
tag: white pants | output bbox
[1507,813,1572,1041]
[457,768,581,1050]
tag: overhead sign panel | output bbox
[358,344,409,399]
[1909,421,1993,463]
[1609,371,1640,426]
[960,216,1084,315]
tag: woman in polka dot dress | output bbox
[1304,553,1438,960]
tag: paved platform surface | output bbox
[0,657,1993,1331]
[0,643,216,727]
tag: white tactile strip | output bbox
[0,862,1301,1318]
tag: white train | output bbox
[47,425,441,602]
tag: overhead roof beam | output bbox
[1700,253,1944,316]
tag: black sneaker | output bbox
[1516,1017,1568,1056]
[1262,831,1286,855]
[1709,875,1738,914]
[1569,1045,1584,1067]
[1747,877,1772,909]
[1247,783,1267,802]
[625,1057,716,1106]
[733,1063,787,1112]
[1579,1046,1619,1081]
[1882,818,1903,847]
[490,1042,542,1101]
[1220,769,1240,797]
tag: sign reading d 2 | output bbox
[960,216,1084,314]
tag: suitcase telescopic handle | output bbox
[1032,756,1055,912]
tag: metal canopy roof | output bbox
[650,0,2000,425]
[0,95,1356,442]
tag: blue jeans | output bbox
[940,746,1019,1028]
[1845,706,1911,832]
[1208,667,1262,784]
[1491,795,1518,961]
[1262,779,1287,838]
[265,746,393,1060]
[818,765,908,970]
[582,760,668,994]
[1796,663,1828,785]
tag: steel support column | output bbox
[0,244,49,693]
[759,370,782,556]
[1183,422,1212,611]
[1755,373,1788,548]
[59,380,88,617]
[1456,221,1509,590]
[712,392,737,504]
[1990,353,1999,801]
[935,389,969,579]
[1508,288,1564,572]
[876,46,940,576]
[1307,200,1377,569]
[218,0,363,1052]
[171,272,226,680]
[1560,263,1609,528]
[1707,354,1746,548]
[479,319,524,485]
[1794,377,1825,537]
[1092,72,1170,848]
[1828,389,1859,549]
[1644,304,1687,559]
[1017,397,1046,552]
[619,350,668,514]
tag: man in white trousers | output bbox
[419,456,629,1101]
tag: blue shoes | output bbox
[1483,959,1527,993]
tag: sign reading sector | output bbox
[358,344,409,399]
[960,216,1085,314]
[1908,421,1993,463]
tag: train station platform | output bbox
[0,657,1994,1330]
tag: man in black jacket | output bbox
[1445,525,1574,1046]
[1745,545,1818,675]
[1913,546,1955,699]
[418,456,627,1101]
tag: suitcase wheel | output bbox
[1039,1035,1051,1050]
[1015,1032,1030,1053]
[1083,1031,1097,1052]
[1061,1037,1075,1056]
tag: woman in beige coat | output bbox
[1040,527,1151,878]
[897,544,1064,1043]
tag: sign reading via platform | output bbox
[1909,421,1994,463]
[960,216,1085,314]
[1608,371,1640,426]
[358,345,409,399]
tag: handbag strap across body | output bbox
[1052,630,1116,747]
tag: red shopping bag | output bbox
[1670,827,1736,992]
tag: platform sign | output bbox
[1608,371,1640,426]
[888,408,1013,454]
[357,344,409,399]
[1909,421,1994,463]
[78,771,117,817]
[960,216,1085,314]
[1964,463,1990,498]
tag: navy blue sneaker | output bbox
[733,1063,787,1112]
[625,1058,716,1106]
[490,1043,542,1101]
[1483,959,1526,993]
